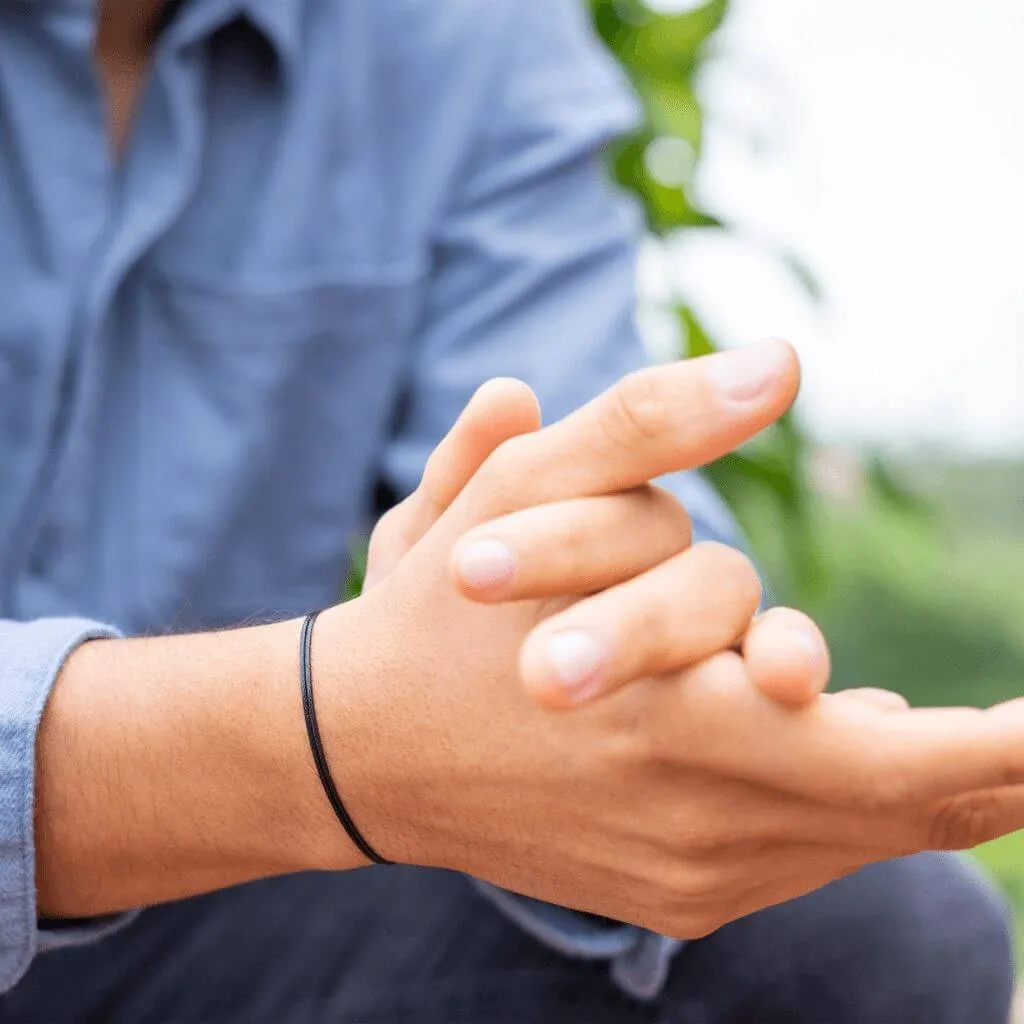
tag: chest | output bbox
[0,11,430,627]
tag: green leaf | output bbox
[677,305,717,358]
[610,135,723,232]
[620,1,730,79]
[591,0,845,599]
[866,456,932,521]
[641,78,703,148]
[342,538,368,601]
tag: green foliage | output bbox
[343,540,368,601]
[591,0,727,232]
[590,0,821,591]
[778,469,1024,946]
[591,4,1024,931]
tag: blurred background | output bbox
[590,0,1024,943]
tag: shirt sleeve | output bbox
[379,0,744,1001]
[0,618,136,993]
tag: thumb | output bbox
[364,378,541,589]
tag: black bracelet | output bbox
[299,611,391,866]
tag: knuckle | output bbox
[472,437,531,510]
[666,860,722,908]
[928,792,1006,851]
[697,542,763,618]
[688,822,742,857]
[554,506,592,577]
[634,597,673,666]
[602,370,671,448]
[645,486,693,551]
[701,647,748,680]
[371,504,402,541]
[684,650,749,713]
[368,503,410,557]
[488,435,530,477]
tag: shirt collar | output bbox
[7,0,304,70]
[144,0,305,77]
[238,0,303,71]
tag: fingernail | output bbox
[707,340,791,403]
[545,630,608,701]
[454,539,517,590]
[786,626,827,671]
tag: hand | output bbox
[28,342,816,920]
[36,344,1021,930]
[363,347,829,709]
[312,341,1024,938]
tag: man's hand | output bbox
[363,342,829,709]
[40,341,1024,938]
[37,340,814,920]
[309,340,1024,938]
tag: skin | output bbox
[37,344,1024,935]
[39,343,813,914]
[36,8,1024,935]
[94,0,162,155]
[90,0,828,712]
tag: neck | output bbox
[95,0,167,156]
[97,0,167,54]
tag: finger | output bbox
[778,697,1024,808]
[482,340,800,511]
[420,378,542,515]
[647,656,1024,813]
[743,607,831,708]
[364,379,540,588]
[833,688,910,712]
[451,486,692,600]
[520,542,761,708]
[851,699,1024,805]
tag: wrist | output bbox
[36,616,366,917]
[306,595,450,872]
[216,612,374,876]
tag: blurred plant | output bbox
[589,0,823,593]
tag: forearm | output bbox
[35,611,364,919]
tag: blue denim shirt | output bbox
[0,0,742,999]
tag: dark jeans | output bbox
[0,854,1013,1023]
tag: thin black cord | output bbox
[300,611,391,866]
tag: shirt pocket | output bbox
[123,268,422,632]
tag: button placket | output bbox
[8,35,209,616]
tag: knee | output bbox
[665,853,1015,1024]
[848,853,1014,1024]
[905,851,1015,1019]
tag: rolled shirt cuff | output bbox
[0,618,136,992]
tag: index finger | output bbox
[783,697,1024,808]
[866,699,1024,805]
[654,660,1024,810]
[496,341,800,506]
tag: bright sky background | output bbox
[652,0,1024,456]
